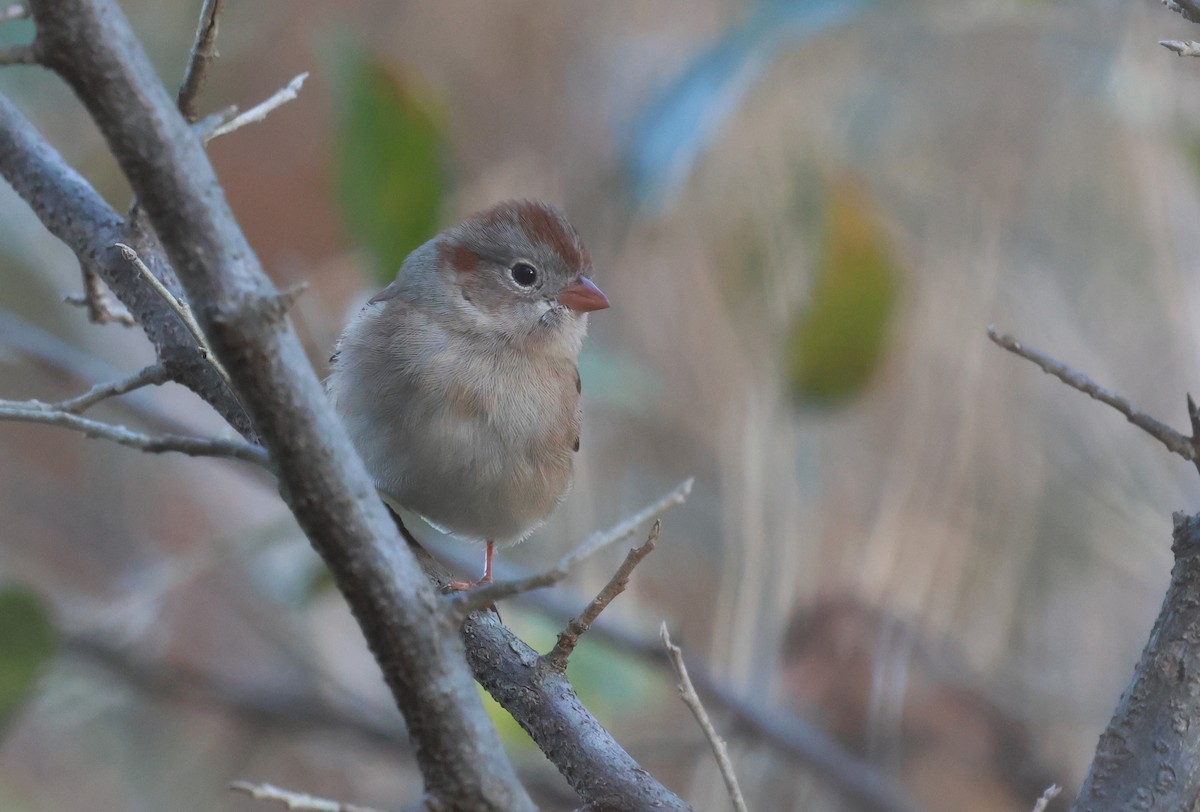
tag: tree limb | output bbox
[1068,514,1200,811]
[23,1,530,809]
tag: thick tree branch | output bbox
[23,1,530,809]
[1068,514,1200,811]
[462,608,694,812]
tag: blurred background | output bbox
[3,0,1200,809]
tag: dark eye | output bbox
[509,262,538,287]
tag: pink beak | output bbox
[557,276,610,313]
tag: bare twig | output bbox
[229,782,385,812]
[0,401,269,466]
[1032,784,1061,812]
[0,4,29,23]
[661,624,747,812]
[0,44,36,65]
[452,478,692,614]
[51,362,170,413]
[1161,39,1200,55]
[206,72,308,142]
[114,242,231,383]
[176,0,223,121]
[63,264,136,325]
[545,520,660,671]
[987,326,1199,463]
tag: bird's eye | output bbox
[509,262,538,287]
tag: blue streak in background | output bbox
[623,0,873,211]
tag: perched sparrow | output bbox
[328,200,609,586]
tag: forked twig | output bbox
[661,624,748,812]
[451,478,692,614]
[545,520,660,670]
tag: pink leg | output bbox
[481,539,494,584]
[446,540,495,592]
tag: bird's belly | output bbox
[379,389,576,544]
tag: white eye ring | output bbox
[509,261,539,287]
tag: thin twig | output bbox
[451,478,693,614]
[51,363,170,414]
[0,4,28,23]
[661,624,747,812]
[545,520,660,671]
[1161,39,1200,56]
[176,0,223,121]
[229,782,385,812]
[114,242,231,383]
[0,402,269,467]
[987,326,1199,462]
[1031,784,1061,812]
[63,264,136,325]
[206,72,308,142]
[0,44,36,65]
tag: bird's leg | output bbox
[481,539,494,584]
[446,539,495,592]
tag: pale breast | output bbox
[330,301,583,542]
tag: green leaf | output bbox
[333,52,447,285]
[0,585,58,727]
[785,175,899,405]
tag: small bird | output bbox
[328,200,609,587]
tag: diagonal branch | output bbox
[987,326,1200,465]
[23,1,532,808]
